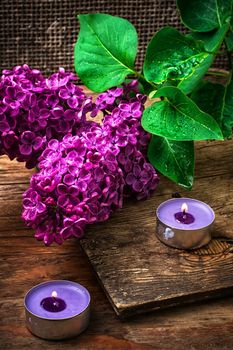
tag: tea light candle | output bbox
[156,198,215,249]
[24,280,90,340]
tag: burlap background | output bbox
[0,0,227,75]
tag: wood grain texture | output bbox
[0,137,233,348]
[80,139,233,318]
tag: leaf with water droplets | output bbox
[148,135,194,189]
[178,25,229,94]
[177,54,214,94]
[143,27,209,85]
[74,14,137,92]
[142,86,224,141]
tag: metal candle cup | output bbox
[156,198,215,249]
[24,280,90,340]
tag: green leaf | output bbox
[148,135,194,189]
[141,86,224,141]
[188,24,229,52]
[224,82,233,137]
[177,54,214,94]
[177,0,232,32]
[226,29,233,51]
[74,14,137,92]
[192,81,224,123]
[163,25,229,94]
[143,27,209,84]
[192,80,233,138]
[225,15,233,51]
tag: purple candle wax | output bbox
[174,211,195,224]
[157,198,215,230]
[40,291,67,312]
[25,280,90,319]
[174,202,195,224]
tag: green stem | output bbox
[133,71,157,90]
[224,39,233,84]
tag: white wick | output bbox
[181,202,188,214]
[51,290,58,298]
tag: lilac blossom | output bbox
[97,84,159,199]
[0,66,160,245]
[22,129,125,245]
[0,65,88,167]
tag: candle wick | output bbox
[52,296,58,307]
[53,300,59,307]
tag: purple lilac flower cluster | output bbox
[0,64,89,168]
[22,77,159,245]
[22,130,124,245]
[95,80,159,200]
[0,64,158,245]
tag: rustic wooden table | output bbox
[1,138,233,350]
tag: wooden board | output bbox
[80,139,233,318]
[1,144,233,349]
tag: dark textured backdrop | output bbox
[0,0,227,75]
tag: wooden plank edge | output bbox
[114,287,233,319]
[80,240,233,319]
